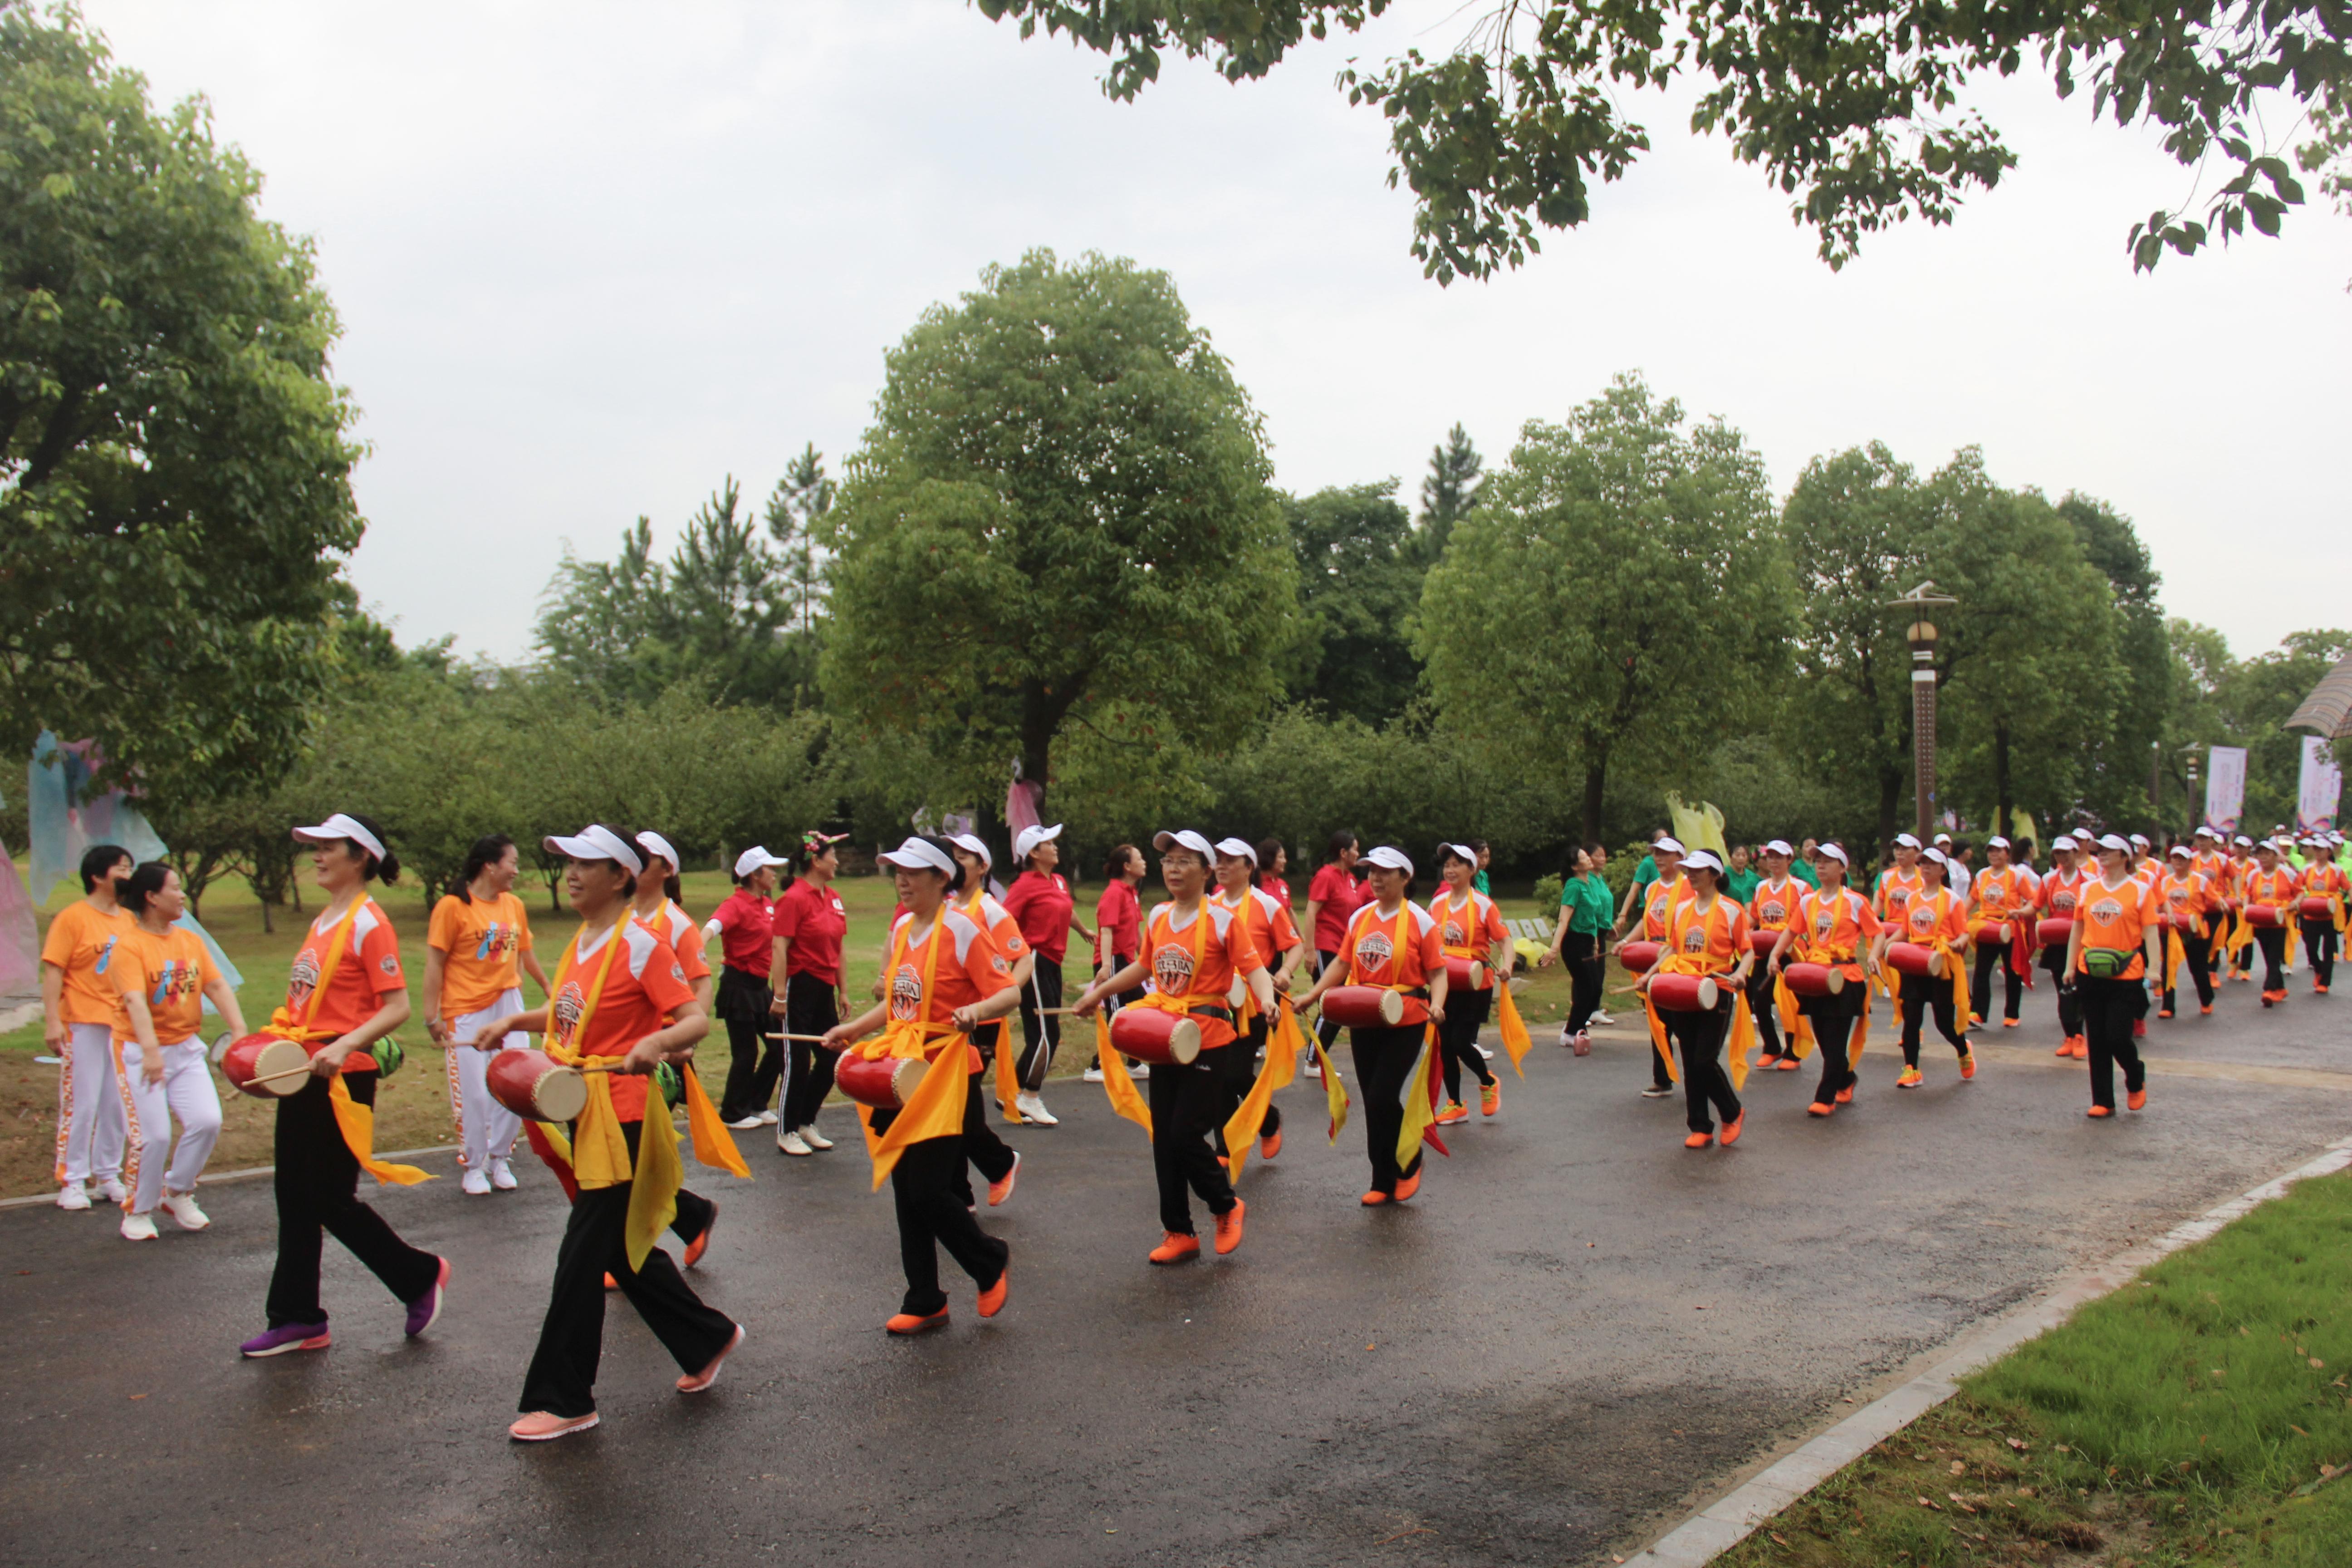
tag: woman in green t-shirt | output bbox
[1541,844,1615,1054]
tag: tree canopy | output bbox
[1,6,365,793]
[980,0,2342,277]
[1280,480,1423,725]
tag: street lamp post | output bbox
[1887,582,1958,846]
[2184,745,2203,841]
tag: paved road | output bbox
[8,982,2352,1567]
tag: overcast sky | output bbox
[81,0,2352,665]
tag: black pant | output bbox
[1211,1013,1281,1155]
[779,971,841,1129]
[1971,942,2023,1023]
[2304,922,2337,988]
[2078,974,2148,1109]
[952,1069,1019,1208]
[1149,1044,1238,1234]
[2042,952,2083,1037]
[1015,961,1063,1090]
[1349,1025,1424,1196]
[1746,965,1784,1057]
[868,1110,1007,1315]
[1563,930,1602,1034]
[1315,950,1345,1050]
[266,1073,440,1329]
[1799,988,1861,1105]
[518,1119,736,1418]
[2256,927,2288,992]
[1898,973,1969,1066]
[716,967,780,1120]
[1437,986,1496,1099]
[1664,1003,1741,1135]
[2163,935,2215,1012]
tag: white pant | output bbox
[113,1038,224,1213]
[448,990,528,1171]
[57,1021,127,1186]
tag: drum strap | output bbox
[265,900,431,1187]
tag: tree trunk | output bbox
[1581,757,1607,844]
[1994,720,2013,843]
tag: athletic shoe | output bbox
[2126,1088,2147,1111]
[1969,1014,1985,1028]
[2003,1018,2020,1028]
[1959,1051,1977,1081]
[404,1256,450,1338]
[1303,1059,1323,1079]
[977,1268,1009,1318]
[1807,1101,1835,1117]
[1214,1199,1246,1254]
[2200,1004,2213,1015]
[1557,1024,1575,1049]
[2053,1039,2073,1056]
[1719,1111,1746,1147]
[2157,1008,2175,1019]
[1360,1190,1389,1205]
[240,1322,330,1357]
[120,1211,158,1241]
[1394,1170,1421,1201]
[1435,1101,1470,1127]
[777,1130,813,1156]
[159,1191,209,1231]
[1774,1056,1799,1071]
[988,1151,1021,1208]
[461,1168,492,1196]
[2318,983,2331,995]
[1683,1131,1713,1149]
[886,1308,950,1335]
[1130,1063,1151,1081]
[799,1123,834,1151]
[1896,1068,1924,1089]
[756,1110,780,1126]
[96,1176,127,1204]
[724,1114,763,1130]
[1480,1081,1501,1117]
[604,1273,618,1290]
[2263,994,2276,1008]
[1015,1092,1058,1127]
[1148,1231,1201,1265]
[1757,1051,1783,1067]
[1592,1009,1617,1026]
[2072,1038,2090,1058]
[2086,1105,2114,1119]
[684,1206,717,1269]
[509,1411,598,1441]
[1572,1030,1592,1057]
[1476,1043,1494,1059]
[1640,1085,1673,1099]
[55,1184,90,1211]
[676,1323,745,1392]
[1259,1127,1284,1159]
[488,1158,518,1191]
[1083,1065,1106,1083]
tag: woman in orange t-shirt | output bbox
[1875,848,1975,1089]
[2064,833,2164,1117]
[423,833,550,1194]
[2153,843,2216,1018]
[2037,837,2092,1057]
[1648,850,1751,1149]
[239,813,447,1362]
[1429,844,1510,1122]
[2240,839,2301,1003]
[1765,843,1879,1117]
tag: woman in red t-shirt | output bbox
[770,830,851,1155]
[1305,831,1363,1065]
[710,846,788,1127]
[1087,843,1148,1085]
[479,823,740,1441]
[1255,837,1293,911]
[1001,824,1097,1109]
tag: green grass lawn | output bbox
[1718,1171,2352,1568]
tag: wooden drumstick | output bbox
[764,1031,833,1042]
[244,1063,326,1088]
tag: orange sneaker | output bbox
[1259,1127,1283,1159]
[1807,1101,1835,1117]
[1969,1014,1985,1029]
[1480,1081,1500,1117]
[2157,1008,2174,1019]
[1435,1101,1470,1127]
[988,1151,1021,1207]
[1774,1055,1799,1071]
[2072,1038,2090,1058]
[1896,1068,1924,1089]
[1214,1199,1246,1255]
[2053,1039,2073,1056]
[1360,1190,1389,1206]
[1394,1170,1421,1202]
[2002,1018,2020,1028]
[885,1308,949,1335]
[2200,1004,2214,1015]
[1719,1111,1746,1147]
[1834,1086,1854,1104]
[1959,1051,1977,1081]
[2126,1088,2146,1112]
[1683,1131,1712,1149]
[682,1205,717,1269]
[603,1273,618,1291]
[2086,1105,2113,1119]
[1148,1231,1201,1265]
[977,1269,1009,1318]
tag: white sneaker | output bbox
[756,1110,780,1126]
[724,1114,763,1130]
[160,1191,210,1231]
[1129,1063,1150,1082]
[461,1167,493,1196]
[777,1130,812,1156]
[119,1211,159,1241]
[1304,1060,1322,1079]
[1476,1044,1494,1059]
[1592,1009,1617,1026]
[798,1123,834,1151]
[55,1184,90,1211]
[1558,1024,1574,1048]
[96,1176,127,1204]
[1016,1092,1058,1127]
[1082,1065,1105,1083]
[487,1158,518,1191]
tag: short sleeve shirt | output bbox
[1141,900,1265,1050]
[2074,875,2160,980]
[1308,865,1363,953]
[285,900,405,1069]
[771,878,847,985]
[426,891,534,1018]
[1338,901,1444,1026]
[1096,880,1143,964]
[109,924,220,1048]
[642,900,712,986]
[1001,871,1076,965]
[1429,888,1507,971]
[711,887,775,977]
[40,900,135,1026]
[549,919,694,1122]
[1747,877,1802,933]
[885,907,1015,1054]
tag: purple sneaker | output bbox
[405,1256,451,1338]
[240,1323,330,1358]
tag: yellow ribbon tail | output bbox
[867,1041,972,1193]
[1943,941,1969,1024]
[622,1100,682,1274]
[1396,1034,1438,1171]
[1096,1012,1152,1138]
[682,1063,750,1179]
[1727,989,1755,1094]
[1493,981,1532,1078]
[1774,970,1803,1049]
[1315,1031,1351,1142]
[327,1075,431,1186]
[994,1024,1020,1122]
[856,1103,881,1157]
[1645,997,1678,1083]
[1222,1008,1299,1182]
[1849,989,1872,1070]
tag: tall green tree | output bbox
[1419,372,1794,842]
[1416,422,1483,564]
[766,443,834,633]
[2059,493,2172,830]
[820,250,1296,819]
[982,0,2330,275]
[2,7,365,791]
[1282,480,1423,726]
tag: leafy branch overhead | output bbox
[978,0,2346,274]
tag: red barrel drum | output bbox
[835,1053,926,1112]
[2036,918,2074,948]
[1443,956,1489,991]
[486,1049,589,1123]
[1320,986,1405,1028]
[1970,921,2010,946]
[1646,973,1720,1012]
[1749,930,1785,958]
[1617,941,1662,975]
[1781,962,1845,998]
[2300,896,2335,923]
[1109,1007,1203,1065]
[2244,904,2283,929]
[220,1034,313,1100]
[1886,942,1945,979]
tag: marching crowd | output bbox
[36,808,2343,1442]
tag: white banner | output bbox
[2298,736,2342,832]
[2204,745,2247,835]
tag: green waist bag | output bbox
[2082,948,2132,980]
[368,1038,405,1078]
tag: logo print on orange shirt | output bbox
[551,983,585,1049]
[1355,929,1394,974]
[889,964,923,1022]
[1813,908,1837,939]
[1443,919,1465,946]
[1152,941,1197,995]
[1759,897,1788,926]
[1680,924,1708,953]
[2050,889,2077,913]
[2088,897,2124,923]
[287,949,320,1014]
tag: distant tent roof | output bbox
[2287,654,2352,739]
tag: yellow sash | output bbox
[265,900,430,1187]
[1094,1009,1152,1137]
[960,891,1024,1124]
[1222,996,1303,1180]
[851,911,974,1191]
[1108,901,1227,1118]
[1397,1024,1441,1170]
[1440,896,1530,1077]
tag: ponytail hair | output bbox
[122,861,174,916]
[1323,829,1357,864]
[916,834,969,895]
[456,833,516,902]
[1105,843,1139,880]
[347,812,400,884]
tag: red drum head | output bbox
[1970,921,2011,946]
[2244,903,2282,928]
[220,1035,310,1099]
[1321,985,1405,1028]
[486,1049,588,1123]
[1782,962,1844,998]
[1443,955,1489,991]
[1749,930,1783,958]
[1617,941,1662,975]
[1647,973,1719,1013]
[1109,1007,1203,1065]
[1886,942,1944,979]
[2035,918,2075,949]
[2300,896,2335,922]
[836,1053,926,1111]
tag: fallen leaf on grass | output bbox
[1949,1460,1966,1475]
[1915,1496,1942,1511]
[1947,1494,1978,1514]
[2006,1437,2029,1451]
[2292,1425,2310,1436]
[2313,1357,2327,1369]
[1769,1533,1788,1546]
